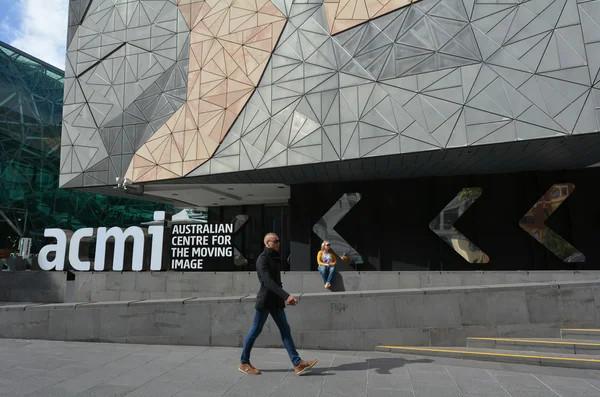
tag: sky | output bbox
[0,0,69,70]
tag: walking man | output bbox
[239,233,318,375]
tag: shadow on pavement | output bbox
[260,357,433,376]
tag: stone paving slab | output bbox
[2,339,600,396]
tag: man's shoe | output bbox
[295,359,318,375]
[238,363,260,375]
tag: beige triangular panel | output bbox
[126,0,286,182]
[325,0,419,35]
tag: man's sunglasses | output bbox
[270,239,280,243]
[325,244,330,246]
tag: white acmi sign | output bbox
[39,211,166,271]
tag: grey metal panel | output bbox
[62,0,600,187]
[61,0,190,187]
[193,0,600,179]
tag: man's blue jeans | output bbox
[241,309,301,366]
[318,265,335,284]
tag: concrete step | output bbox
[466,337,600,355]
[375,345,600,369]
[561,328,600,341]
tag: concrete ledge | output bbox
[555,280,600,288]
[422,285,488,294]
[2,280,600,350]
[129,298,195,306]
[360,288,424,298]
[78,300,139,308]
[186,296,250,304]
[5,270,600,303]
[240,294,258,302]
[300,291,362,300]
[25,302,87,311]
[0,303,45,311]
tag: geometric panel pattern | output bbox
[188,0,600,177]
[61,0,600,187]
[61,0,191,187]
[323,0,417,35]
[123,0,287,183]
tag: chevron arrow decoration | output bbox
[232,215,249,267]
[430,188,489,264]
[519,184,585,263]
[313,193,364,270]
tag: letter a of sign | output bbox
[519,183,585,263]
[430,188,489,264]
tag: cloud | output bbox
[0,22,14,43]
[0,3,21,42]
[9,0,69,70]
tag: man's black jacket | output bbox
[255,247,290,311]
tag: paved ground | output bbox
[1,339,600,396]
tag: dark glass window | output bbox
[205,204,289,271]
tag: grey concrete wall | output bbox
[2,280,600,351]
[4,270,600,304]
[0,272,67,303]
[72,270,600,303]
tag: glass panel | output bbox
[202,204,287,271]
[429,187,490,264]
[222,206,244,270]
[282,205,291,271]
[519,183,585,263]
[263,205,290,269]
[241,205,263,270]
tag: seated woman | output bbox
[317,241,337,289]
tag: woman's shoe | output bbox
[325,283,331,289]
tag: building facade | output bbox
[60,0,600,271]
[0,41,173,254]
